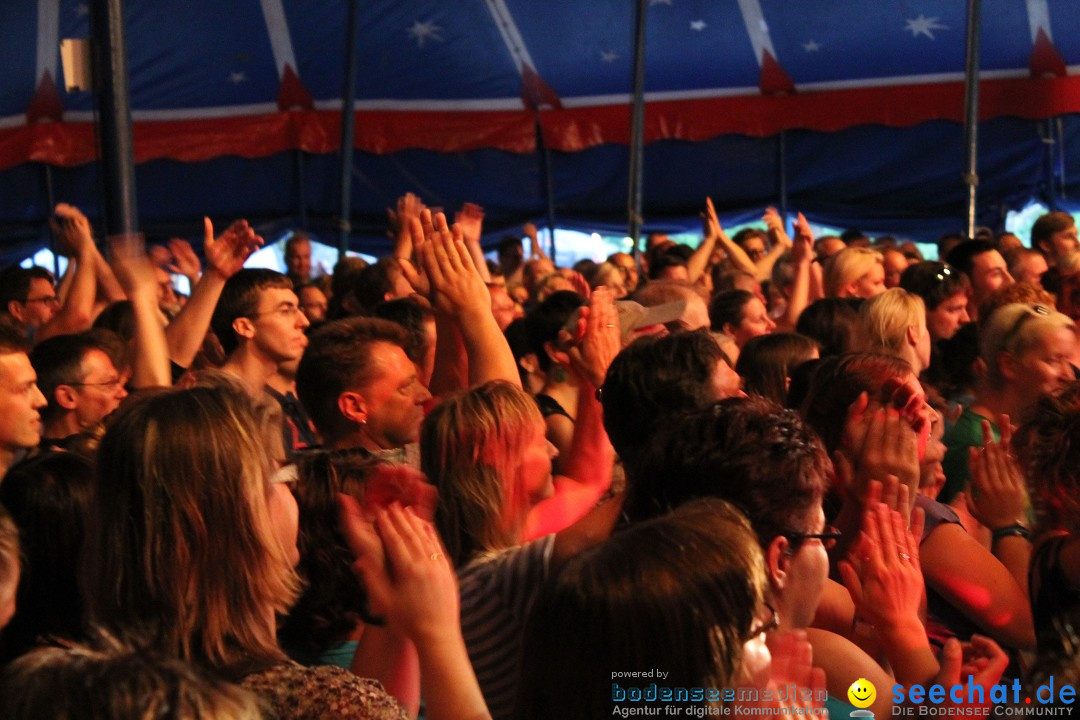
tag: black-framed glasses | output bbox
[68,377,124,391]
[22,295,59,306]
[781,525,842,551]
[744,603,780,640]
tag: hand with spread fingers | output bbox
[566,286,620,389]
[967,416,1029,531]
[839,390,920,500]
[166,237,202,282]
[409,209,491,319]
[203,217,263,279]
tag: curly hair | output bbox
[1014,381,1080,532]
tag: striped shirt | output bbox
[459,535,556,720]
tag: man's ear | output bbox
[6,300,25,323]
[338,390,368,426]
[765,535,790,594]
[54,384,78,411]
[231,316,256,342]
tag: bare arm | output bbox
[704,197,757,276]
[523,222,549,261]
[39,204,97,340]
[755,206,793,282]
[165,218,262,368]
[456,203,491,283]
[525,288,618,540]
[403,210,519,392]
[111,234,171,388]
[775,211,813,332]
[350,626,420,718]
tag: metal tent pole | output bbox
[627,0,647,251]
[337,0,360,259]
[90,0,137,235]
[961,0,982,239]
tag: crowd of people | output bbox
[0,195,1078,718]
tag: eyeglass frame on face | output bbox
[744,602,780,641]
[67,377,124,391]
[21,294,60,307]
[780,525,842,553]
[247,302,304,321]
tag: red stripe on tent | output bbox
[1,74,1078,169]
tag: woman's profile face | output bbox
[1013,326,1077,399]
[853,264,887,299]
[516,420,557,507]
[733,298,775,348]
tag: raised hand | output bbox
[339,498,459,646]
[166,237,202,281]
[51,203,95,257]
[967,417,1029,531]
[455,202,484,247]
[763,207,793,249]
[203,217,263,279]
[792,212,814,263]
[408,209,490,318]
[567,286,620,389]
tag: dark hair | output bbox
[1032,211,1075,252]
[0,266,53,313]
[524,290,585,372]
[0,320,29,355]
[29,333,107,422]
[736,333,820,405]
[709,290,754,333]
[210,269,293,356]
[497,236,523,256]
[795,298,865,357]
[295,317,410,444]
[352,258,405,315]
[899,262,971,311]
[371,296,434,365]
[625,396,829,545]
[0,452,94,665]
[945,240,998,278]
[277,449,399,658]
[327,257,368,321]
[92,301,136,342]
[938,322,980,399]
[1014,381,1080,533]
[518,498,765,719]
[601,330,724,467]
[799,353,912,455]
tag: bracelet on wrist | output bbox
[991,523,1032,543]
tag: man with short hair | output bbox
[946,240,1014,321]
[0,323,47,476]
[1032,211,1079,268]
[284,232,312,288]
[29,332,127,444]
[296,317,431,456]
[211,269,310,395]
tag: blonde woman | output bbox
[824,247,886,299]
[81,384,490,720]
[861,288,931,372]
[422,290,619,720]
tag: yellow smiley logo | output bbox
[847,678,876,709]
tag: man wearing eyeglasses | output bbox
[29,332,127,447]
[211,269,312,454]
[0,204,108,344]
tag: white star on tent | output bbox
[75,3,89,16]
[228,71,247,84]
[904,15,949,40]
[802,40,820,52]
[690,19,707,31]
[407,19,444,48]
[600,51,619,63]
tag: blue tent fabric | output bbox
[2,1,1080,263]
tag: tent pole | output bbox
[961,0,981,239]
[778,130,789,223]
[337,0,360,260]
[90,0,137,236]
[534,116,558,259]
[43,164,60,276]
[627,0,647,252]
